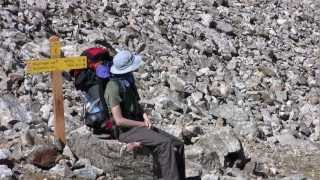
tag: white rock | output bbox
[0,149,10,160]
[199,14,213,27]
[202,174,219,180]
[40,104,52,120]
[196,67,212,76]
[0,165,13,178]
[191,92,203,103]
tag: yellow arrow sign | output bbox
[26,56,87,74]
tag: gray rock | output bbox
[275,90,288,103]
[206,29,237,60]
[62,145,76,164]
[183,125,203,141]
[0,95,32,127]
[276,132,320,151]
[186,127,246,172]
[191,91,204,103]
[67,127,155,179]
[257,124,273,140]
[185,160,202,178]
[202,174,220,180]
[215,21,234,34]
[168,74,186,92]
[211,103,256,136]
[0,165,12,178]
[200,14,213,27]
[49,163,72,178]
[253,162,268,178]
[19,39,50,60]
[0,149,10,160]
[73,164,103,180]
[150,88,186,112]
[280,174,308,180]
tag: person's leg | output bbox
[151,127,186,180]
[119,127,181,180]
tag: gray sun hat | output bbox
[110,50,143,74]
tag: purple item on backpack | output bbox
[95,64,110,79]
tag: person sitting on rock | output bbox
[105,50,186,180]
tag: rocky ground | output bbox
[0,0,320,179]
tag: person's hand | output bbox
[127,142,142,151]
[143,113,152,129]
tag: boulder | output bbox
[185,127,247,173]
[0,165,12,179]
[67,127,156,180]
[30,145,59,170]
[0,95,32,127]
[211,103,257,136]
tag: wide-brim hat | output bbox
[110,50,143,74]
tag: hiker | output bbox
[105,50,186,180]
[72,47,146,152]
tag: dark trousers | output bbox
[119,126,186,180]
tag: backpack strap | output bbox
[110,78,140,101]
[109,78,143,121]
[97,78,109,116]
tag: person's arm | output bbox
[111,105,146,127]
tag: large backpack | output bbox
[71,47,118,138]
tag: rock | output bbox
[280,174,308,180]
[183,125,203,142]
[73,164,104,180]
[25,0,48,9]
[0,149,10,160]
[185,160,202,178]
[206,29,237,60]
[253,162,268,178]
[19,39,50,60]
[276,132,320,151]
[191,91,204,103]
[257,124,273,140]
[150,88,186,112]
[49,163,72,178]
[225,167,249,179]
[168,74,186,92]
[202,174,219,180]
[215,21,234,34]
[185,127,247,172]
[62,145,76,164]
[30,145,59,170]
[200,14,213,27]
[211,103,256,136]
[0,95,32,127]
[40,104,52,120]
[0,165,12,178]
[67,127,155,179]
[0,148,13,169]
[298,123,312,137]
[160,125,184,140]
[196,67,211,77]
[20,130,35,146]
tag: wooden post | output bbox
[50,36,66,144]
[25,36,87,144]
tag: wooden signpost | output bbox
[26,36,87,144]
